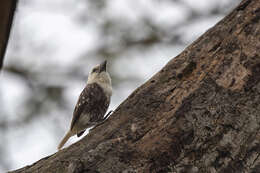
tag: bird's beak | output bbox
[100,60,107,72]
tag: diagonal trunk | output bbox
[10,0,260,172]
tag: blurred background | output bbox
[0,0,240,171]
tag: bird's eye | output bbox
[92,68,98,73]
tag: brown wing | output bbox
[70,83,110,130]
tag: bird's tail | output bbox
[58,131,72,150]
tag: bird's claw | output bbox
[90,110,114,131]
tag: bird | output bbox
[58,60,112,150]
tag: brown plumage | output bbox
[71,83,110,137]
[58,60,112,150]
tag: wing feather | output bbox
[70,83,109,130]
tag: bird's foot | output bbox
[90,110,114,131]
[102,110,113,121]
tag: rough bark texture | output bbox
[10,0,260,172]
[0,0,18,70]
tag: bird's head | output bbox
[87,60,112,94]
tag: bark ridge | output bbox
[10,0,260,172]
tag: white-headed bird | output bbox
[58,60,112,150]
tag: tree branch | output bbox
[10,0,260,172]
[0,0,18,71]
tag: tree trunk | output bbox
[10,0,260,172]
[0,0,18,70]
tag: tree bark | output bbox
[0,0,18,70]
[10,0,260,172]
